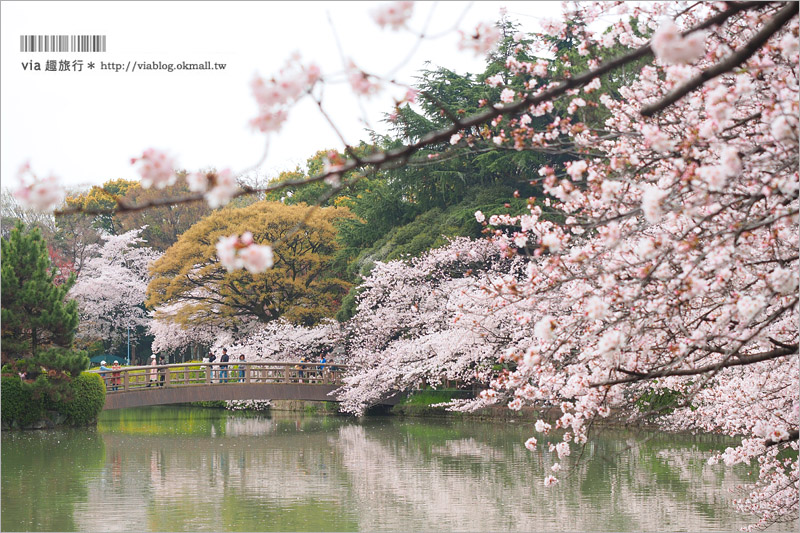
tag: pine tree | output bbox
[1,222,87,398]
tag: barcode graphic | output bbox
[19,35,107,53]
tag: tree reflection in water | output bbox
[3,409,790,532]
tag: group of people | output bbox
[294,354,337,381]
[200,349,340,383]
[98,360,123,391]
[99,356,166,390]
[205,348,247,383]
[99,350,341,390]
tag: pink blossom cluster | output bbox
[131,148,177,189]
[250,56,321,133]
[370,1,414,31]
[651,21,707,65]
[337,237,529,414]
[70,228,160,343]
[13,161,65,212]
[186,168,238,208]
[457,22,501,57]
[347,61,381,97]
[460,4,798,525]
[216,232,274,274]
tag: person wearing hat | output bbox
[111,360,122,391]
[99,360,112,390]
[148,355,158,387]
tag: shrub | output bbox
[226,399,271,411]
[1,375,45,427]
[2,372,105,428]
[191,400,227,408]
[50,372,106,425]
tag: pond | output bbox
[1,406,791,532]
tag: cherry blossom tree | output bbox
[150,304,342,364]
[69,228,160,349]
[336,237,533,413]
[440,3,798,529]
[9,1,799,529]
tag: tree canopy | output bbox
[147,200,354,328]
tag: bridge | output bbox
[91,362,395,410]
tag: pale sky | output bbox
[1,1,561,191]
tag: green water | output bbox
[1,407,792,532]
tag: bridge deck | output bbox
[91,362,399,410]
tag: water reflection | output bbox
[1,429,105,532]
[1,407,793,532]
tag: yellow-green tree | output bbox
[114,177,213,252]
[146,201,353,327]
[62,178,137,235]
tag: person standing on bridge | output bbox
[237,354,246,382]
[207,351,217,383]
[148,354,157,387]
[158,355,166,387]
[99,360,112,390]
[111,360,121,391]
[219,348,229,383]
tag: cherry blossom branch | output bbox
[595,343,798,387]
[54,2,767,219]
[641,1,798,117]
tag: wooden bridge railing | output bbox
[90,362,349,394]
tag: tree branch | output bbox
[641,2,798,117]
[54,1,767,219]
[594,344,798,387]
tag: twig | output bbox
[594,344,797,387]
[54,2,766,219]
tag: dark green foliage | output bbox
[335,286,362,322]
[400,389,473,406]
[47,373,106,426]
[1,222,80,361]
[190,401,228,408]
[348,185,529,276]
[1,222,89,410]
[635,387,692,416]
[1,375,45,427]
[5,345,89,406]
[334,178,417,252]
[1,372,105,428]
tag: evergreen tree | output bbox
[1,222,87,399]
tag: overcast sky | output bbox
[1,1,561,190]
